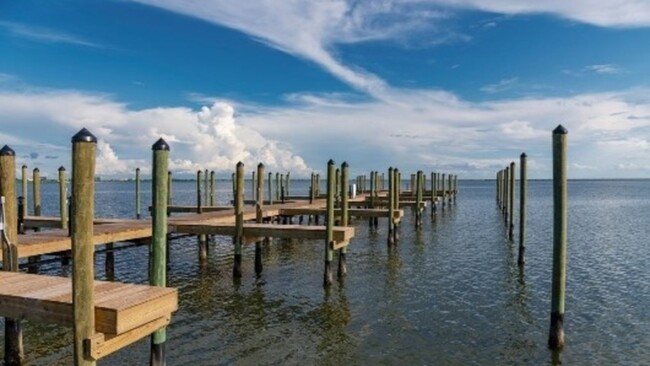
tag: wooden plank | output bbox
[87,315,170,360]
[0,272,177,335]
[148,205,233,213]
[23,216,137,229]
[172,223,354,243]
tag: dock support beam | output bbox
[21,164,27,217]
[1,145,23,366]
[387,167,395,245]
[233,162,244,278]
[150,138,169,366]
[323,160,335,287]
[415,170,423,229]
[33,168,41,219]
[549,125,568,350]
[210,171,215,206]
[509,162,515,241]
[71,128,97,366]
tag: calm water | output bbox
[1,179,649,365]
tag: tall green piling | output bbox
[549,125,568,350]
[255,163,264,275]
[71,128,97,366]
[234,162,244,278]
[1,145,23,366]
[268,172,273,205]
[323,159,335,287]
[286,172,291,197]
[415,170,423,229]
[135,167,141,219]
[21,164,27,216]
[518,153,527,266]
[150,138,169,365]
[252,171,256,202]
[441,173,446,208]
[275,172,280,201]
[338,162,349,277]
[204,169,208,205]
[33,168,41,218]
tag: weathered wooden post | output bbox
[447,174,453,205]
[255,163,264,275]
[21,164,28,216]
[196,170,202,214]
[251,171,256,202]
[549,125,568,350]
[387,167,395,245]
[59,166,68,230]
[316,174,321,196]
[369,171,375,227]
[454,175,458,203]
[71,128,97,366]
[309,173,315,204]
[167,171,172,214]
[1,145,23,366]
[280,173,285,204]
[394,168,400,241]
[496,170,500,205]
[338,162,349,278]
[275,172,280,201]
[373,171,379,227]
[135,167,141,219]
[323,159,335,287]
[518,153,527,266]
[441,173,446,209]
[268,172,273,205]
[415,170,423,229]
[286,172,291,197]
[335,168,341,208]
[234,162,244,278]
[503,167,510,225]
[509,162,515,240]
[431,171,437,216]
[33,167,41,219]
[204,169,209,205]
[150,138,169,366]
[210,171,215,206]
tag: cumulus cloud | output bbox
[0,89,311,178]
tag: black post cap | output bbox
[136,167,140,172]
[0,145,15,156]
[521,152,527,158]
[236,161,244,168]
[553,125,568,134]
[22,164,27,169]
[257,162,264,168]
[152,138,170,151]
[33,167,39,172]
[58,166,66,171]
[71,128,97,143]
[328,159,335,165]
[342,162,349,168]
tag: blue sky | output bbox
[2,1,650,178]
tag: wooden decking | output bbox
[0,271,177,359]
[279,207,404,220]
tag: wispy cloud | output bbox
[585,64,622,74]
[480,77,519,93]
[0,21,102,48]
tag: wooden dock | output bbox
[0,271,177,360]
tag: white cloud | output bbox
[0,89,311,178]
[0,21,102,48]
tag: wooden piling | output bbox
[280,173,285,203]
[394,169,400,241]
[204,169,209,205]
[387,167,395,245]
[1,145,24,366]
[496,170,500,205]
[251,171,256,202]
[150,138,169,365]
[275,172,280,201]
[59,167,68,230]
[410,174,416,193]
[369,171,375,227]
[21,164,27,217]
[286,172,291,197]
[441,173,446,208]
[549,125,568,350]
[255,163,264,275]
[135,168,141,219]
[268,172,273,205]
[209,171,215,206]
[503,167,509,222]
[448,174,453,204]
[196,170,202,214]
[431,172,437,216]
[309,173,315,204]
[338,162,349,278]
[509,162,515,240]
[71,128,97,366]
[233,162,244,278]
[33,168,41,218]
[415,170,423,229]
[518,153,527,266]
[323,160,335,287]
